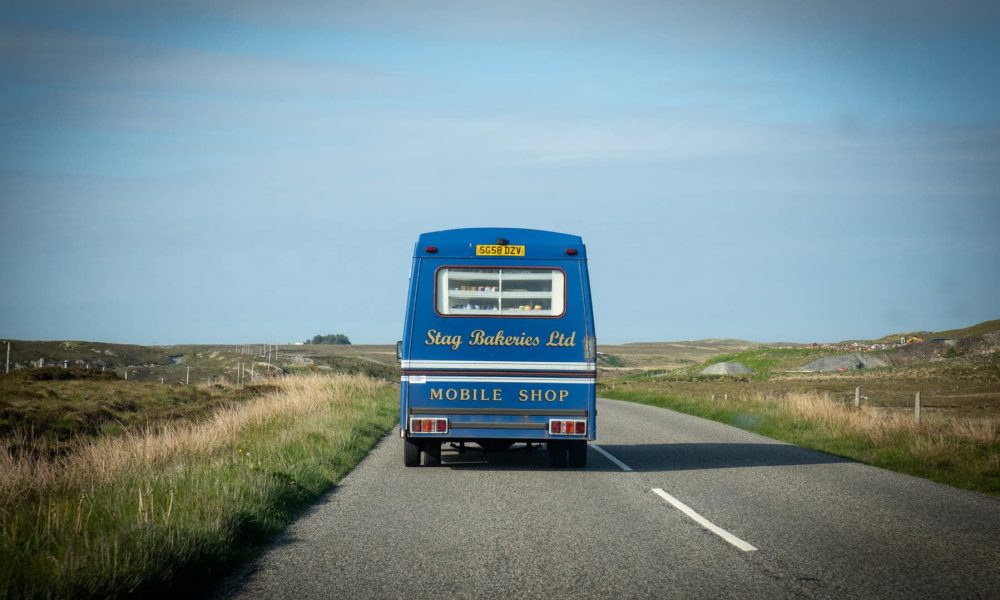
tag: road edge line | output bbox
[652,488,758,552]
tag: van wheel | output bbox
[404,438,421,467]
[568,441,587,468]
[423,440,441,466]
[548,441,568,468]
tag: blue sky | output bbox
[1,1,998,345]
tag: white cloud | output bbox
[184,0,1000,41]
[0,23,388,94]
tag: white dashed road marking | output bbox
[590,443,757,552]
[653,488,758,552]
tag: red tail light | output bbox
[565,248,578,255]
[425,246,438,253]
[549,419,586,435]
[409,417,448,434]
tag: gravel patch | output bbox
[701,362,753,375]
[798,353,887,372]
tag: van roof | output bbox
[415,228,586,259]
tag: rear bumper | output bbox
[404,407,594,441]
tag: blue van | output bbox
[398,228,596,468]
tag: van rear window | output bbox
[436,267,565,317]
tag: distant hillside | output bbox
[0,340,401,384]
[4,318,996,378]
[0,340,171,370]
[597,318,999,374]
[929,319,1000,339]
[618,338,756,349]
[876,319,1000,343]
[598,339,756,370]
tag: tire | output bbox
[568,440,587,468]
[422,440,441,466]
[404,437,421,467]
[548,441,568,468]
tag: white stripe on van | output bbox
[401,360,595,371]
[403,375,594,385]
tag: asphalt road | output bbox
[216,398,1000,599]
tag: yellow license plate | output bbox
[476,244,525,257]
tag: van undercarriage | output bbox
[403,437,587,468]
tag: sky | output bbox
[1,1,998,345]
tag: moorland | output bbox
[1,319,997,597]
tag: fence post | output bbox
[915,391,921,424]
[186,366,190,385]
[5,341,9,374]
[854,386,860,408]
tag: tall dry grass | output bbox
[0,374,383,508]
[604,387,1000,495]
[0,373,397,599]
[777,391,1000,447]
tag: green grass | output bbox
[602,386,999,496]
[0,374,398,599]
[608,347,829,383]
[699,347,828,379]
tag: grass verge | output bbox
[0,374,398,599]
[0,368,273,457]
[602,388,999,496]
